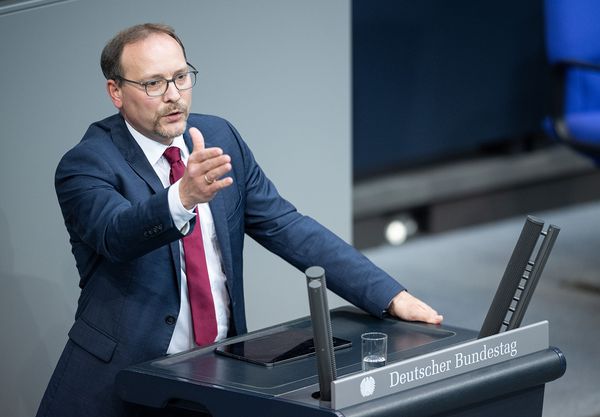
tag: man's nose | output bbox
[162,81,181,102]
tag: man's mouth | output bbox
[163,110,184,122]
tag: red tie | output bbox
[163,146,217,346]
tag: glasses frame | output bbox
[116,62,198,97]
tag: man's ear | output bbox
[107,79,123,109]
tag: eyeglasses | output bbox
[116,63,198,97]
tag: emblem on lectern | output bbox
[360,376,376,397]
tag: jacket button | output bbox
[165,315,176,325]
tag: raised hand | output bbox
[178,127,233,209]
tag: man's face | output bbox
[107,33,192,145]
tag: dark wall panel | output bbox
[353,0,550,178]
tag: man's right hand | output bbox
[179,127,233,209]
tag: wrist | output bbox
[388,290,407,316]
[178,181,195,210]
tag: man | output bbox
[36,23,442,417]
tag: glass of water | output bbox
[361,332,388,371]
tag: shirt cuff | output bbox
[168,180,195,234]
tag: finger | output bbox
[427,314,443,325]
[204,162,232,185]
[189,127,205,153]
[390,291,443,324]
[188,128,223,164]
[212,176,234,189]
[415,302,443,324]
[203,155,231,176]
[202,175,234,196]
[419,304,443,324]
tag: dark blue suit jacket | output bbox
[37,113,404,417]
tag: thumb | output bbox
[189,127,205,153]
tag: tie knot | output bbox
[163,146,182,166]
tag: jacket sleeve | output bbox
[227,123,406,318]
[55,140,184,266]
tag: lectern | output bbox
[118,216,565,416]
[116,307,565,417]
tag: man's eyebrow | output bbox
[140,66,190,81]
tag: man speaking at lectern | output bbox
[36,23,443,417]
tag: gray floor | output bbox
[363,200,600,417]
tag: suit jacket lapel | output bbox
[110,116,164,193]
[208,194,234,284]
[111,115,182,290]
[183,128,235,287]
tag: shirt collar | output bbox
[124,119,188,166]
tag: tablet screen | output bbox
[215,329,351,367]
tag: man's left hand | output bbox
[388,291,443,325]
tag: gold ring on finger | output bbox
[204,174,216,185]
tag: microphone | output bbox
[305,266,336,402]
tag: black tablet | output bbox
[215,328,352,367]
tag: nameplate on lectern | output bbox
[331,321,549,409]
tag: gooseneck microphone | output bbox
[305,266,336,402]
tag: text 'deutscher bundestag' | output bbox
[331,321,549,409]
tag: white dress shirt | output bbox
[125,121,230,354]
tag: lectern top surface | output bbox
[139,308,476,396]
